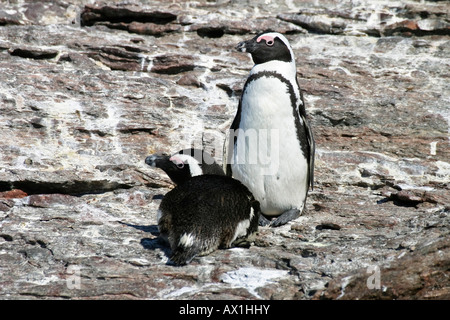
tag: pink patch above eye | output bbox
[257,35,275,46]
[169,156,184,166]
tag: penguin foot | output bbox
[258,214,271,226]
[269,209,300,227]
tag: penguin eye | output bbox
[176,162,184,169]
[266,40,274,46]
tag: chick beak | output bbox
[236,40,248,52]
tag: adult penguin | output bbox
[225,32,315,227]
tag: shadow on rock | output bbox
[119,221,159,235]
[118,221,172,260]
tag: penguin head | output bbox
[236,32,294,65]
[145,148,224,185]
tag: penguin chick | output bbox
[157,175,260,265]
[145,149,259,265]
[226,32,315,227]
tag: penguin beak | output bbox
[236,41,247,52]
[145,153,169,167]
[145,155,158,167]
[236,39,256,53]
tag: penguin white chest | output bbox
[232,76,308,216]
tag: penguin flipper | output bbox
[224,98,243,176]
[301,113,315,191]
[298,87,315,191]
[269,208,300,227]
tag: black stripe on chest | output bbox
[240,71,309,160]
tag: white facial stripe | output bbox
[173,153,203,177]
[262,32,291,49]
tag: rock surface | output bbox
[0,0,449,300]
